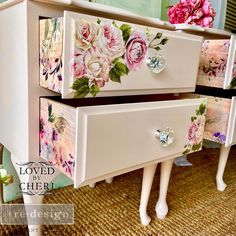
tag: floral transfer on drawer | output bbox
[229,49,236,89]
[183,102,206,155]
[204,96,231,144]
[40,18,63,94]
[71,19,169,98]
[40,99,76,179]
[197,40,230,88]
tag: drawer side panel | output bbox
[40,18,63,94]
[40,98,76,179]
[197,40,230,88]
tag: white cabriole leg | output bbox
[23,194,44,236]
[156,159,174,220]
[105,177,114,184]
[216,145,231,192]
[139,164,158,226]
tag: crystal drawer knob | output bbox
[146,55,166,74]
[154,128,174,147]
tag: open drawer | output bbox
[39,11,202,98]
[182,91,236,147]
[40,96,206,187]
[197,36,236,89]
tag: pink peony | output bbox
[168,3,193,24]
[168,0,216,28]
[201,0,216,17]
[125,31,148,71]
[195,16,214,27]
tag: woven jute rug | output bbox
[1,147,236,236]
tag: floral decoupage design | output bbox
[40,99,76,179]
[229,50,236,89]
[183,102,206,155]
[71,18,169,98]
[40,18,63,93]
[197,40,230,88]
[203,96,231,144]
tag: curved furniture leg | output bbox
[23,194,44,236]
[216,145,231,192]
[156,159,173,220]
[139,163,158,226]
[105,177,114,184]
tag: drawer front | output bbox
[40,11,202,98]
[40,98,206,183]
[197,36,236,89]
[75,98,206,187]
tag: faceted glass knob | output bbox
[154,128,174,147]
[146,55,166,74]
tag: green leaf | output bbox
[114,62,129,76]
[153,46,161,51]
[112,58,120,65]
[196,103,206,115]
[109,68,121,83]
[160,37,169,45]
[192,143,202,152]
[44,19,49,40]
[155,32,162,40]
[72,77,89,90]
[48,104,55,123]
[120,24,132,42]
[72,77,90,98]
[74,85,90,98]
[230,77,236,89]
[183,149,190,155]
[90,84,100,97]
[97,18,101,24]
[191,116,197,122]
[112,21,119,28]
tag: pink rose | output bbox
[125,31,148,71]
[75,19,98,50]
[84,47,111,88]
[96,23,125,60]
[188,117,204,145]
[188,122,199,145]
[71,49,86,79]
[168,3,193,24]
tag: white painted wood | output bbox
[139,164,157,226]
[225,97,236,147]
[216,145,231,191]
[105,177,113,184]
[62,11,202,98]
[75,98,206,187]
[0,0,24,10]
[155,158,173,219]
[224,36,236,89]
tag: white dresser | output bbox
[0,0,206,234]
